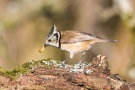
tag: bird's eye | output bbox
[48,39,51,42]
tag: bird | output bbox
[39,24,117,64]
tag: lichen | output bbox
[70,62,92,73]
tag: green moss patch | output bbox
[0,58,59,80]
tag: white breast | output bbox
[61,41,96,58]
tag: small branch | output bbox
[0,55,135,90]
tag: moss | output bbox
[0,58,59,80]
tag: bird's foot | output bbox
[59,58,71,67]
[61,61,66,65]
[77,60,82,65]
[77,60,84,68]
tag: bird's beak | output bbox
[44,44,48,47]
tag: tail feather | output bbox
[96,39,118,42]
[107,40,118,42]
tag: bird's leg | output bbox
[61,52,74,65]
[78,51,85,64]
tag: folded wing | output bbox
[60,31,104,44]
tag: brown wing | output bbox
[60,31,104,44]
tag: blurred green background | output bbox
[0,0,135,83]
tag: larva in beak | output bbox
[39,45,45,53]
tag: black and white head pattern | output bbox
[45,24,61,48]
